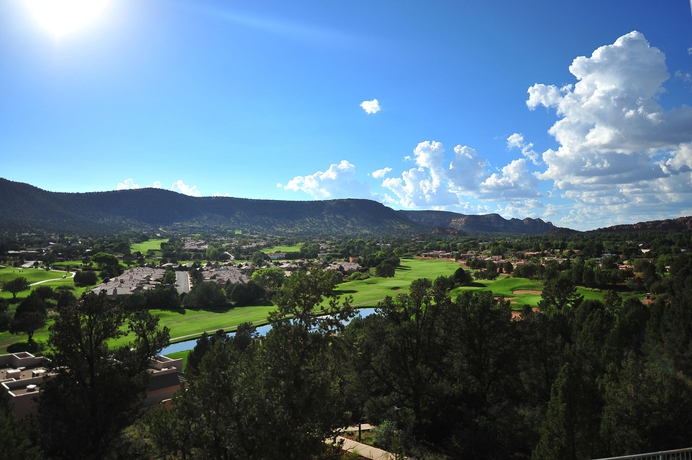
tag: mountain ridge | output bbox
[2,178,689,236]
[398,210,559,234]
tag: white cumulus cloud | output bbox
[281,160,372,199]
[480,158,539,198]
[381,141,487,208]
[525,31,692,226]
[506,133,540,165]
[171,180,202,197]
[360,99,381,114]
[447,145,487,191]
[117,178,140,190]
[117,179,162,190]
[371,167,392,179]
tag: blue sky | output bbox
[1,0,691,231]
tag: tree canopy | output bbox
[37,292,169,459]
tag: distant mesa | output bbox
[0,178,688,236]
[399,210,558,235]
[587,216,692,233]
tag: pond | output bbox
[161,307,377,355]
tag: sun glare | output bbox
[25,0,110,38]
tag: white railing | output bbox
[594,448,692,460]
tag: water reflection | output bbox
[161,307,376,355]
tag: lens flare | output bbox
[25,0,110,38]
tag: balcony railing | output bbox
[594,448,692,460]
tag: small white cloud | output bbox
[213,192,231,197]
[360,99,381,114]
[371,167,392,179]
[117,179,162,190]
[280,160,371,199]
[506,133,524,150]
[170,180,202,197]
[506,133,540,165]
[688,47,692,55]
[674,70,692,83]
[117,178,140,190]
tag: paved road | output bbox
[175,271,190,294]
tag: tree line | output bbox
[139,254,692,459]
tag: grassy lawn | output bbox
[1,269,82,305]
[261,244,302,254]
[334,258,461,307]
[131,238,168,254]
[156,305,277,342]
[451,275,544,309]
[1,304,277,355]
[165,350,189,370]
[0,275,92,354]
[0,267,69,284]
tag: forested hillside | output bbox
[0,179,426,236]
[0,178,564,236]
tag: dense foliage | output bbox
[2,223,692,458]
[140,254,692,459]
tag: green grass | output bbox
[156,305,277,343]
[0,268,80,304]
[131,238,168,254]
[163,350,189,371]
[334,258,461,307]
[451,275,544,309]
[261,244,302,254]
[0,267,69,284]
[0,323,52,353]
[1,304,277,355]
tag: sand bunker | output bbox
[513,290,542,295]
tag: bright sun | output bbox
[25,0,110,38]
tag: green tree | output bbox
[183,281,226,309]
[250,266,285,290]
[539,274,583,316]
[533,363,593,460]
[375,260,396,278]
[3,276,30,299]
[148,266,352,460]
[600,355,692,456]
[356,279,450,427]
[0,298,11,332]
[453,266,472,285]
[73,270,98,287]
[10,292,47,342]
[0,389,43,459]
[91,252,123,279]
[162,269,177,285]
[37,292,169,459]
[226,280,267,306]
[445,290,521,457]
[42,251,58,268]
